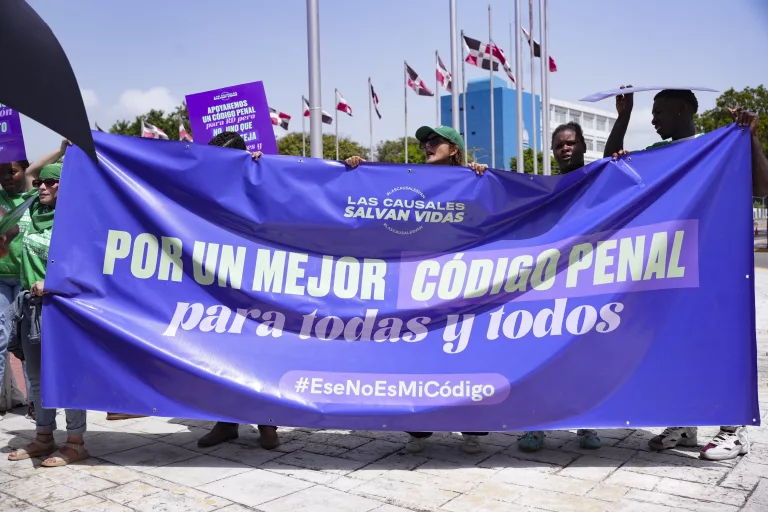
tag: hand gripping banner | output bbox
[42,127,759,432]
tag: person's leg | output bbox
[198,422,239,448]
[576,429,602,449]
[460,432,487,454]
[700,426,749,461]
[404,431,433,453]
[41,408,88,467]
[648,427,698,450]
[518,430,546,451]
[0,279,16,401]
[257,425,280,450]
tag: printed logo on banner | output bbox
[344,186,467,235]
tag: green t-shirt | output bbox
[0,189,31,278]
[645,133,704,150]
[20,206,50,290]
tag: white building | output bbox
[549,99,618,164]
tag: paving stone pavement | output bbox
[1,271,768,511]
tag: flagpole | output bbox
[488,4,495,169]
[449,0,460,130]
[368,78,374,161]
[302,96,306,157]
[515,1,524,173]
[528,0,538,175]
[335,88,339,160]
[435,50,440,126]
[541,0,551,175]
[404,61,408,164]
[306,0,323,158]
[461,29,468,165]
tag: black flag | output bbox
[0,0,96,161]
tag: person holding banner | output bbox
[195,131,278,450]
[603,87,768,461]
[4,163,91,467]
[0,139,70,422]
[347,125,489,454]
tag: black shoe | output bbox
[198,422,239,448]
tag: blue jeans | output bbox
[20,296,86,436]
[0,277,30,401]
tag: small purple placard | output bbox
[0,104,26,165]
[185,81,277,154]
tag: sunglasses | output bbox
[419,135,447,151]
[32,178,59,188]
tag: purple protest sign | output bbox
[185,81,277,154]
[0,104,26,164]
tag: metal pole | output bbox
[335,88,339,160]
[306,0,323,158]
[528,0,538,175]
[368,78,374,161]
[301,96,306,157]
[515,1,524,173]
[489,4,495,168]
[436,50,440,126]
[461,29,468,165]
[449,0,460,130]
[404,62,408,164]
[540,0,551,175]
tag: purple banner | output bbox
[185,81,277,154]
[0,103,26,164]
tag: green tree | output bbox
[509,149,559,174]
[694,85,768,155]
[375,137,426,164]
[276,132,368,160]
[109,103,191,139]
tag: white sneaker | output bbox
[461,434,482,454]
[405,436,425,453]
[700,427,749,461]
[648,427,698,450]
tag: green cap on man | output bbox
[415,125,465,156]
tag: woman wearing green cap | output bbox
[6,163,89,467]
[347,125,488,454]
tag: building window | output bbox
[596,140,606,153]
[554,107,566,124]
[583,113,594,129]
[569,110,581,125]
[596,116,607,131]
[586,138,595,152]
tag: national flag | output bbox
[336,90,353,116]
[436,53,452,92]
[370,81,381,119]
[95,122,105,132]
[269,108,291,130]
[405,62,434,97]
[179,120,193,141]
[462,35,499,72]
[303,96,332,124]
[521,26,557,72]
[489,41,516,83]
[141,119,169,140]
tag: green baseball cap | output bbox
[415,125,465,156]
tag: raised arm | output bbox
[731,109,768,197]
[25,139,70,190]
[604,85,633,158]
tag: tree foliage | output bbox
[375,137,426,164]
[509,149,559,174]
[276,132,368,160]
[109,104,191,139]
[694,85,768,154]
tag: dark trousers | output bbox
[406,431,488,438]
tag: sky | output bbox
[18,0,768,161]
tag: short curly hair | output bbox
[654,89,699,114]
[208,131,247,150]
[551,122,586,151]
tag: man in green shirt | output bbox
[603,87,768,461]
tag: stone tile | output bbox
[217,506,266,512]
[743,478,768,511]
[154,426,210,447]
[412,440,501,465]
[350,452,429,481]
[325,475,366,492]
[354,478,458,510]
[0,492,46,511]
[484,455,559,480]
[516,489,611,511]
[144,455,254,487]
[299,442,350,457]
[654,477,748,506]
[339,439,403,463]
[38,466,116,492]
[497,469,595,496]
[206,442,286,467]
[2,474,85,507]
[47,494,134,511]
[557,455,622,482]
[559,441,637,461]
[466,480,528,503]
[621,456,725,485]
[260,460,340,485]
[306,431,374,450]
[67,460,142,485]
[371,506,419,512]
[587,483,630,502]
[416,458,499,484]
[79,431,156,458]
[380,467,475,494]
[94,480,164,504]
[260,485,381,512]
[0,471,17,484]
[100,442,198,470]
[503,445,579,466]
[441,493,531,512]
[625,489,739,512]
[126,419,190,436]
[633,447,737,469]
[277,450,368,475]
[604,467,661,490]
[126,487,232,512]
[197,469,312,506]
[612,501,676,512]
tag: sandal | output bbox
[8,438,57,461]
[41,442,89,467]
